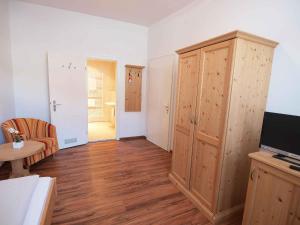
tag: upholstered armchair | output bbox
[1,118,59,166]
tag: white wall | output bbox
[0,0,15,144]
[148,0,300,116]
[8,0,300,141]
[10,1,148,138]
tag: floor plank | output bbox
[0,139,241,225]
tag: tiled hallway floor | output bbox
[88,121,115,141]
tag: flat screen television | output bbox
[260,112,300,161]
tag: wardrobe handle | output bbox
[189,114,194,124]
[250,169,256,181]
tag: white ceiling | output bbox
[17,0,197,26]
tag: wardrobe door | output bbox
[172,50,200,188]
[190,40,235,210]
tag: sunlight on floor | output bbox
[88,122,116,141]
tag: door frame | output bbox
[86,56,119,140]
[168,53,178,151]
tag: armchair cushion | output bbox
[1,118,59,166]
[31,137,57,155]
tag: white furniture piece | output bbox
[0,175,57,225]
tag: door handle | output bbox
[189,115,197,125]
[52,100,62,112]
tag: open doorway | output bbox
[87,59,117,142]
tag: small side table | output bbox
[0,141,45,178]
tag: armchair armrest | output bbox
[45,123,59,151]
[47,124,57,139]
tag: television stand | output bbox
[243,151,300,225]
[273,154,300,166]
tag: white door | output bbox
[147,55,174,150]
[48,53,88,149]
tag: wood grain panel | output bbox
[171,50,200,188]
[41,178,57,225]
[196,41,233,140]
[218,39,275,212]
[249,169,294,225]
[190,142,219,209]
[190,40,234,211]
[176,30,278,54]
[175,50,200,129]
[243,154,300,225]
[125,65,144,112]
[172,129,192,185]
[287,187,300,225]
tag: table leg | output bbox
[10,159,30,178]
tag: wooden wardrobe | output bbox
[169,31,278,224]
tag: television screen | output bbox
[260,112,300,160]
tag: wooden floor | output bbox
[0,139,241,225]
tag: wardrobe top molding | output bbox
[176,30,278,54]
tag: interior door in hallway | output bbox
[48,53,88,149]
[147,55,174,150]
